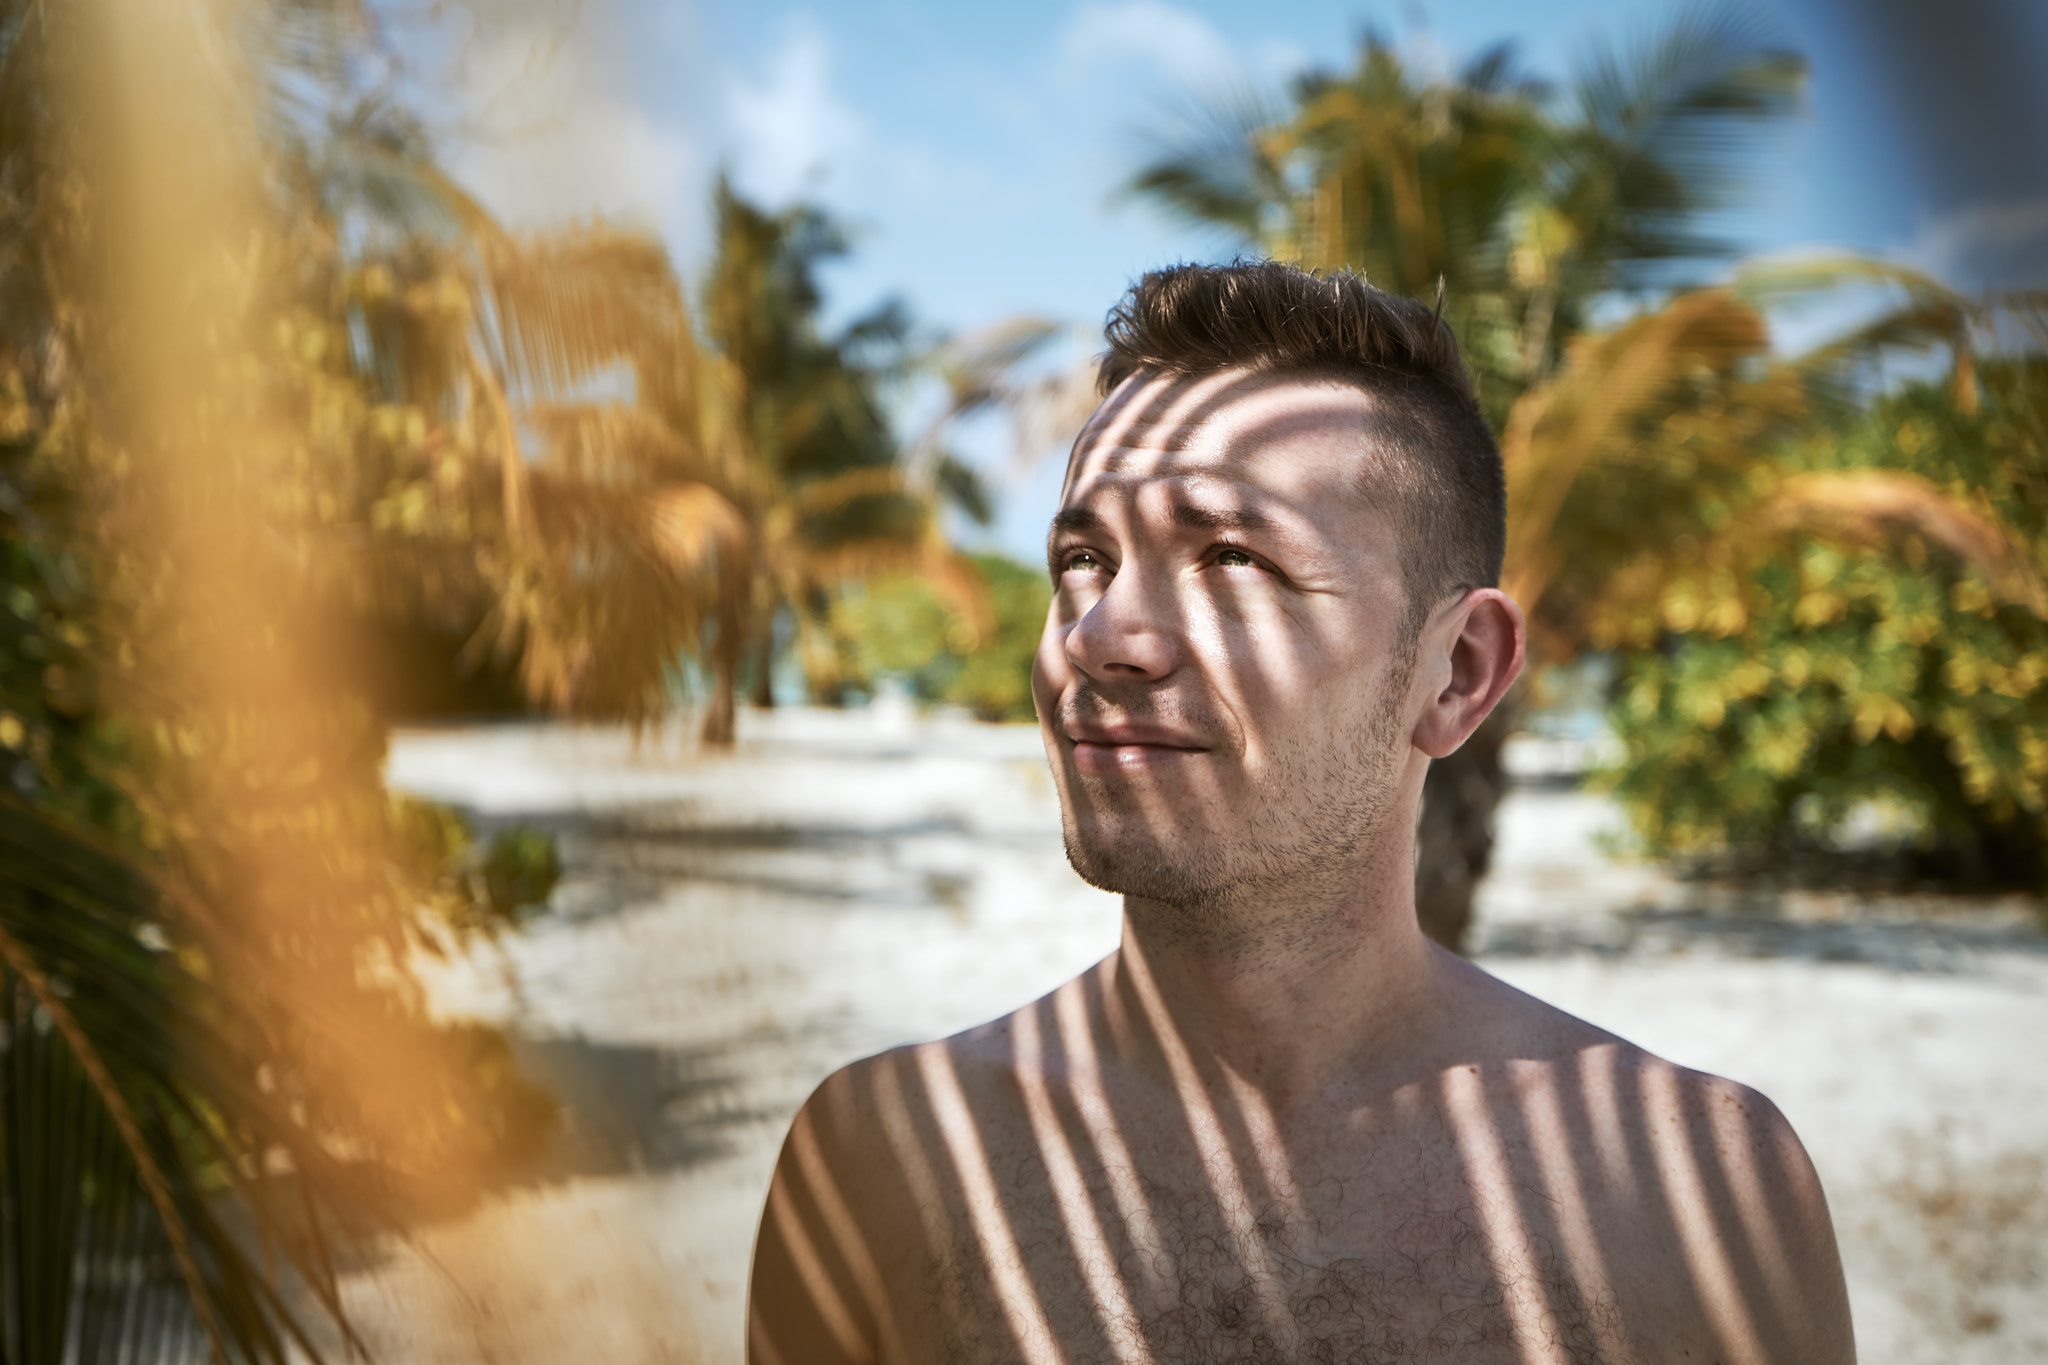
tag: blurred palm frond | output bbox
[0,797,368,1365]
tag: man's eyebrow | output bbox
[1048,507,1105,536]
[1170,504,1278,533]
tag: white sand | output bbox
[343,708,2048,1364]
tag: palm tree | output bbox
[1130,9,1809,948]
[339,216,756,741]
[335,170,996,746]
[700,181,988,721]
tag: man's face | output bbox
[1032,368,1426,919]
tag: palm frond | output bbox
[1124,83,1287,241]
[315,98,502,251]
[645,481,751,580]
[1562,2,1806,274]
[525,401,699,485]
[1458,41,1552,102]
[479,227,689,404]
[0,798,369,1365]
[1503,286,1776,616]
[1755,470,2048,613]
[1734,252,2015,411]
[1570,3,1806,197]
[905,315,1072,490]
[934,456,994,526]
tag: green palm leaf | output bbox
[0,798,369,1365]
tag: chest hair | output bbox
[917,1162,1628,1365]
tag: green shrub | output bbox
[1604,359,2048,886]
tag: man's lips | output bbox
[1063,723,1209,774]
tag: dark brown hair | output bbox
[1098,260,1504,626]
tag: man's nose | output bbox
[1064,566,1180,681]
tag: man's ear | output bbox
[1412,588,1525,760]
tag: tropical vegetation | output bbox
[1601,265,2048,886]
[0,0,579,1356]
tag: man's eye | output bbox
[1064,550,1103,572]
[1214,548,1256,568]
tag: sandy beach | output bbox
[344,707,2048,1364]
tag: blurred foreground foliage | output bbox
[830,553,1050,720]
[0,0,569,1359]
[1607,357,2048,886]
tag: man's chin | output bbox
[1061,826,1220,905]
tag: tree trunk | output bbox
[1415,701,1517,953]
[698,647,737,748]
[747,625,774,710]
[700,574,747,749]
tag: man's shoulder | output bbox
[1451,952,1806,1138]
[1442,958,1852,1360]
[789,994,1052,1165]
[1452,953,1825,1193]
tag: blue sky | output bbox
[436,0,2048,556]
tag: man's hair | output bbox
[1097,260,1504,629]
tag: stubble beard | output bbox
[1057,641,1419,953]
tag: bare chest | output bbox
[885,1122,1634,1365]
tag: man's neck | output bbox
[1105,862,1449,1114]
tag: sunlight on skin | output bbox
[1516,1060,1622,1341]
[1056,974,1174,1313]
[1639,1065,1770,1364]
[1040,372,1436,994]
[1578,1045,1643,1206]
[1216,1067,1306,1214]
[870,1053,965,1284]
[1011,1000,1151,1364]
[789,1115,907,1359]
[1042,370,1394,922]
[1114,940,1298,1348]
[917,1044,1068,1364]
[746,1318,792,1365]
[1708,1097,1810,1349]
[762,1175,866,1359]
[1441,1065,1573,1365]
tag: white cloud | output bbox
[723,19,866,207]
[1058,0,1239,87]
[1899,193,2048,288]
[447,1,700,247]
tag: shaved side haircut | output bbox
[1098,260,1505,632]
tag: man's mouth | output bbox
[1063,722,1209,774]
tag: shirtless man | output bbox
[746,262,1855,1364]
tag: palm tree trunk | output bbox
[700,569,747,747]
[1415,700,1517,953]
[699,632,739,748]
[748,625,775,709]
